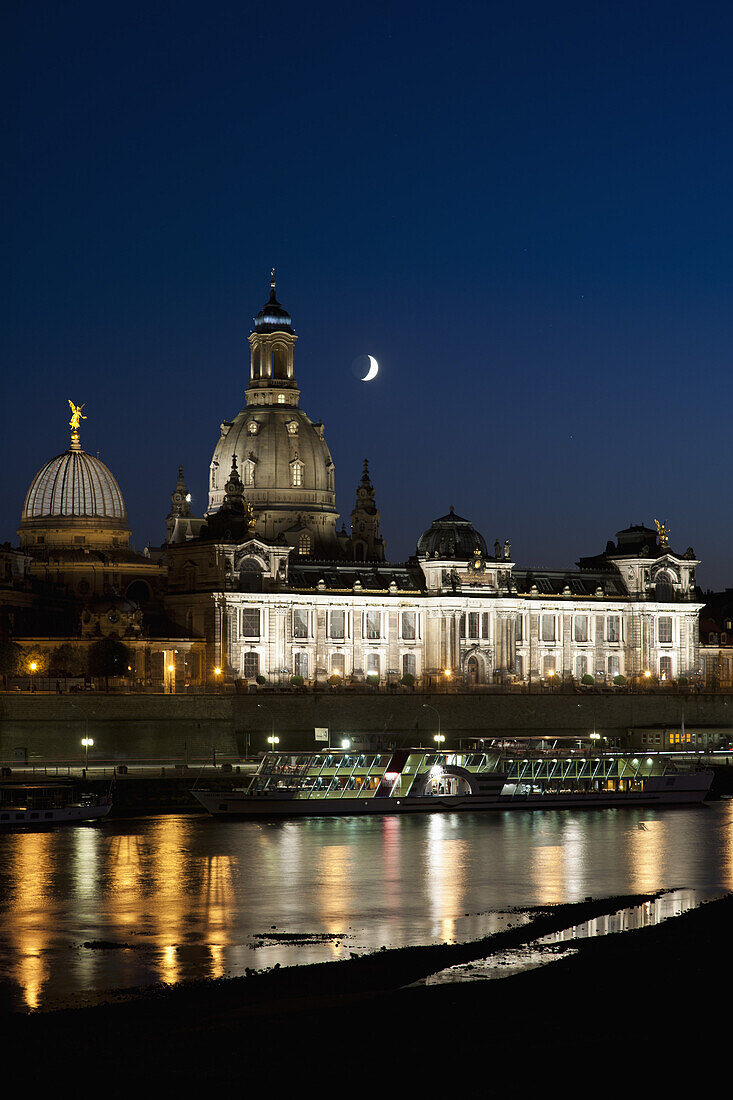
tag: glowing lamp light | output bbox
[168,665,175,673]
[30,662,37,672]
[341,738,351,749]
[214,667,222,676]
[267,735,280,747]
[434,734,446,745]
[81,738,94,747]
[644,670,652,679]
[443,669,451,677]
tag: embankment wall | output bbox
[1,690,732,763]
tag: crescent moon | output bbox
[361,355,379,382]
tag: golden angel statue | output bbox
[654,519,670,547]
[68,400,87,432]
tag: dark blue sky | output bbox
[2,1,733,586]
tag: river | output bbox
[2,801,732,1011]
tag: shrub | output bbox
[290,675,304,687]
[328,674,342,687]
[366,674,379,686]
[255,674,266,685]
[581,673,595,686]
[613,674,626,686]
[400,673,415,687]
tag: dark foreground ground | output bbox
[6,891,732,1088]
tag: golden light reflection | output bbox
[425,814,467,934]
[17,938,49,1011]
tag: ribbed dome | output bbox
[417,507,487,559]
[22,449,126,521]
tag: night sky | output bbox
[2,2,733,587]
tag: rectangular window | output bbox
[659,617,673,644]
[482,613,489,639]
[293,609,309,639]
[608,655,620,679]
[331,653,345,677]
[660,655,673,681]
[607,616,620,643]
[292,463,303,486]
[329,610,345,639]
[541,615,555,642]
[574,615,588,643]
[241,608,260,638]
[576,655,588,679]
[515,616,523,643]
[459,614,466,639]
[515,655,523,679]
[294,652,309,678]
[401,611,416,640]
[542,655,556,677]
[402,653,416,678]
[365,611,380,640]
[468,612,480,640]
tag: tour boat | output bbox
[191,748,713,818]
[0,783,113,828]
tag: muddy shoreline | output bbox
[6,889,732,1083]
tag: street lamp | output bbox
[81,736,94,769]
[213,667,222,693]
[29,661,37,693]
[258,703,277,752]
[422,703,442,749]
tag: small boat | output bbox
[0,783,112,828]
[192,748,714,818]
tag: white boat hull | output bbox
[193,771,713,818]
[0,803,112,828]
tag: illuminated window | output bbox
[243,651,259,678]
[659,617,673,643]
[298,533,310,555]
[542,655,556,677]
[365,611,380,639]
[401,611,416,640]
[608,656,620,679]
[291,462,303,487]
[660,656,672,681]
[541,615,555,642]
[241,608,260,638]
[293,610,309,638]
[294,652,308,678]
[366,653,380,677]
[277,394,285,404]
[331,653,345,676]
[329,610,345,639]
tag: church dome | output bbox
[22,449,127,522]
[417,507,488,560]
[253,284,294,334]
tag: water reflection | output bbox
[0,802,732,1011]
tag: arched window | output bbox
[272,344,288,379]
[291,461,304,487]
[659,656,673,681]
[242,652,259,679]
[238,560,263,593]
[298,533,311,556]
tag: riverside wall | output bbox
[1,689,732,764]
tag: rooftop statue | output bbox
[68,400,87,433]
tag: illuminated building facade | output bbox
[165,281,703,688]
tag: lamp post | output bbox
[422,703,442,750]
[81,737,94,770]
[29,661,37,693]
[258,703,277,752]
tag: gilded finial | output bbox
[654,518,670,547]
[68,400,86,449]
[270,267,276,291]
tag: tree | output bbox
[0,641,21,688]
[49,643,87,679]
[88,637,130,690]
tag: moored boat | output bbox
[0,783,112,828]
[192,747,713,818]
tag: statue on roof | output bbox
[654,519,670,548]
[68,400,86,433]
